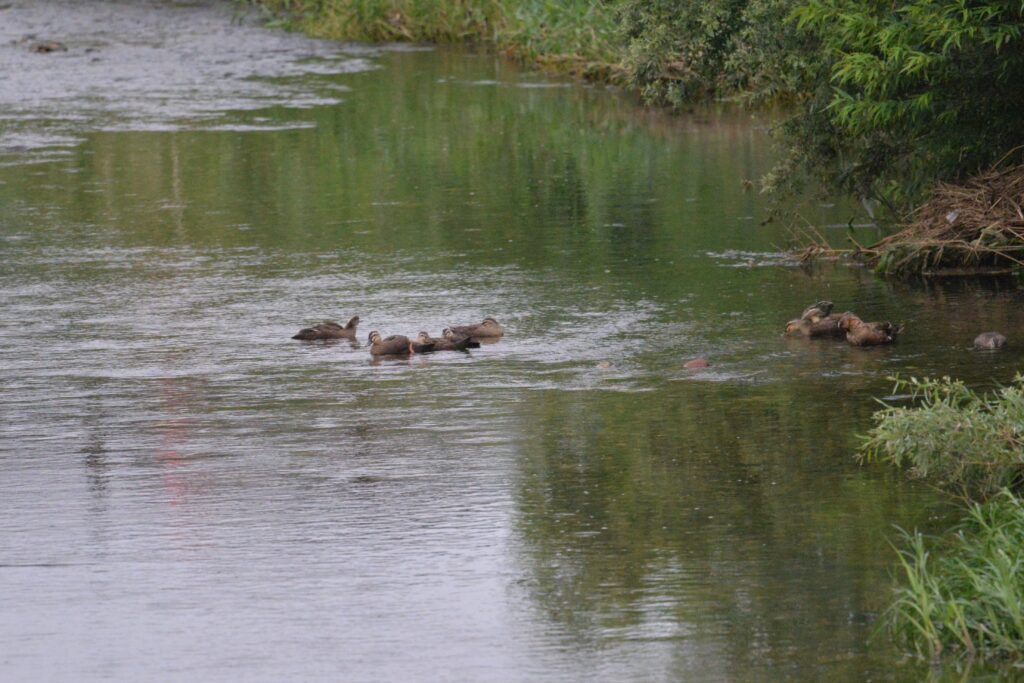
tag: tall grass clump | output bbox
[860,376,1024,499]
[887,493,1024,662]
[250,0,622,81]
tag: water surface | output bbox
[2,2,1023,681]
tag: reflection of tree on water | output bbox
[511,383,944,677]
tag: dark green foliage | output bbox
[793,0,1024,209]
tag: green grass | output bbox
[887,493,1024,662]
[249,0,623,81]
[862,376,1024,663]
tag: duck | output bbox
[367,330,412,356]
[784,312,846,338]
[416,330,473,352]
[444,327,480,348]
[974,332,1007,349]
[293,316,359,340]
[409,335,436,354]
[449,317,504,339]
[838,313,903,346]
[799,300,834,323]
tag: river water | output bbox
[2,2,1022,681]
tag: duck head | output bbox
[367,330,382,345]
[784,319,806,335]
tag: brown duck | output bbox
[449,317,504,339]
[367,331,413,356]
[416,331,473,352]
[785,313,846,338]
[799,300,834,323]
[444,327,480,348]
[838,313,903,346]
[409,335,436,354]
[293,316,359,340]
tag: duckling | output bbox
[293,316,359,340]
[443,327,480,348]
[838,313,903,347]
[449,317,504,339]
[974,332,1007,349]
[417,331,472,352]
[799,300,834,323]
[367,330,412,356]
[784,312,846,338]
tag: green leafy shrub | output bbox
[860,376,1024,499]
[792,0,1024,210]
[618,0,811,106]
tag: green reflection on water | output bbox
[511,384,946,679]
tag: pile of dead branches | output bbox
[865,163,1024,276]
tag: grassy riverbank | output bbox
[250,0,623,81]
[251,0,1024,269]
[862,377,1024,663]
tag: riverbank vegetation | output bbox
[888,494,1024,661]
[861,376,1024,500]
[862,376,1024,663]
[249,1,622,80]
[249,0,1024,275]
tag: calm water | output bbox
[2,2,1023,681]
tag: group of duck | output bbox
[784,301,903,346]
[292,316,504,356]
[785,300,1011,349]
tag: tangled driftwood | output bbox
[866,163,1024,275]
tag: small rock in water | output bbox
[684,358,710,369]
[974,332,1007,349]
